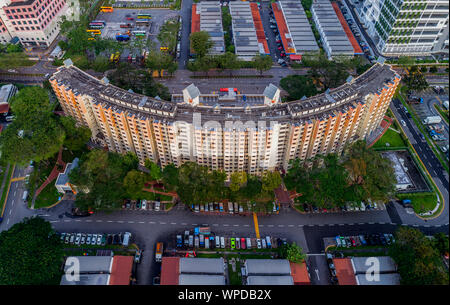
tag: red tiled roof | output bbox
[0,104,10,114]
[161,257,180,285]
[272,3,296,55]
[109,256,133,285]
[290,261,310,285]
[331,2,363,55]
[333,258,356,285]
[191,4,200,34]
[289,54,302,60]
[250,3,269,55]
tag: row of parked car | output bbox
[192,202,279,214]
[303,201,385,213]
[178,233,287,251]
[335,233,395,248]
[59,232,132,247]
[122,199,161,211]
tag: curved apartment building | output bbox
[50,60,400,175]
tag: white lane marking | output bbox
[233,224,239,227]
[213,224,219,226]
[149,221,155,224]
[107,221,113,223]
[315,269,320,281]
[14,191,16,196]
[170,222,177,225]
[75,220,81,222]
[338,224,344,226]
[243,224,250,227]
[267,225,274,227]
[160,222,166,225]
[181,223,188,225]
[298,224,303,227]
[278,225,284,227]
[50,220,59,223]
[288,225,294,227]
[223,224,229,227]
[259,225,264,227]
[329,223,335,226]
[6,219,9,225]
[9,210,12,215]
[202,224,208,226]
[192,223,198,226]
[96,220,103,223]
[139,221,145,224]
[64,220,71,222]
[128,221,134,223]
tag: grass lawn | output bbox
[34,183,61,209]
[228,260,242,285]
[0,165,14,214]
[372,128,406,149]
[397,192,437,214]
[0,52,35,69]
[434,104,449,124]
[142,191,173,202]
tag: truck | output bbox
[228,202,234,214]
[423,116,442,124]
[176,235,183,248]
[155,242,163,262]
[194,227,210,235]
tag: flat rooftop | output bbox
[229,1,260,60]
[196,1,225,55]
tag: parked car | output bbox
[141,200,147,210]
[60,233,66,243]
[75,233,81,245]
[256,238,262,249]
[241,238,246,249]
[261,238,267,249]
[235,237,240,249]
[91,234,97,245]
[97,234,102,245]
[220,236,225,249]
[231,238,236,249]
[155,201,161,211]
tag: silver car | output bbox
[86,234,92,245]
[96,234,102,245]
[91,234,97,245]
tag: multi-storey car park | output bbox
[191,1,225,56]
[229,1,269,61]
[50,59,400,176]
[311,0,355,59]
[356,0,449,56]
[0,0,71,47]
[271,0,319,59]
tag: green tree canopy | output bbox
[59,116,92,152]
[389,227,448,285]
[0,217,64,285]
[123,169,146,199]
[261,170,282,193]
[190,31,213,58]
[229,171,247,192]
[280,74,318,100]
[252,55,272,75]
[162,163,179,190]
[145,159,162,181]
[403,68,429,92]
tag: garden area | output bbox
[372,127,407,149]
[396,192,438,214]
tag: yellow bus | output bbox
[86,29,101,35]
[100,6,113,13]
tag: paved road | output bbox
[390,98,449,226]
[177,0,192,69]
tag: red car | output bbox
[126,17,134,20]
[277,46,283,50]
[241,238,246,249]
[276,40,281,43]
[280,53,286,57]
[350,237,356,246]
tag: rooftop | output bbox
[63,256,113,274]
[333,258,357,285]
[351,256,398,274]
[247,275,294,285]
[245,259,291,275]
[179,257,225,275]
[356,273,401,285]
[178,274,226,285]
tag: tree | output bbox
[218,52,240,76]
[280,74,318,100]
[145,159,162,181]
[302,52,351,90]
[0,217,64,285]
[429,66,438,73]
[123,170,146,199]
[397,56,415,71]
[343,140,396,203]
[239,174,262,200]
[190,31,213,58]
[59,116,92,151]
[286,242,307,263]
[252,55,272,76]
[389,227,448,285]
[0,88,65,165]
[229,171,247,192]
[261,170,282,193]
[69,150,139,211]
[433,233,449,256]
[403,67,429,92]
[162,163,179,190]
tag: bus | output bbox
[132,31,146,37]
[89,24,104,29]
[137,13,152,19]
[135,20,149,26]
[86,29,101,35]
[100,6,113,13]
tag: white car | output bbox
[401,120,406,126]
[91,234,97,245]
[86,234,92,245]
[75,233,81,245]
[141,199,147,210]
[155,201,161,211]
[261,239,267,249]
[96,234,102,245]
[256,239,262,249]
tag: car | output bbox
[141,199,147,210]
[340,237,346,247]
[360,202,366,211]
[101,234,107,246]
[60,233,66,243]
[241,238,246,249]
[275,40,281,43]
[136,200,141,209]
[107,234,113,245]
[270,25,277,29]
[359,235,367,245]
[64,233,70,244]
[235,237,240,249]
[200,204,205,212]
[335,236,342,247]
[89,234,96,245]
[125,201,131,209]
[350,237,356,247]
[230,238,236,249]
[134,250,142,263]
[69,234,75,244]
[220,236,225,249]
[303,204,310,212]
[277,238,282,248]
[256,239,262,249]
[261,239,267,249]
[155,201,161,211]
[215,236,221,248]
[81,234,86,245]
[401,119,406,127]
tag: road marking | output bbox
[223,224,229,227]
[149,221,155,224]
[298,224,303,227]
[267,224,274,228]
[243,224,250,227]
[202,224,208,226]
[379,222,385,225]
[128,221,134,224]
[212,224,219,226]
[233,224,239,227]
[318,224,324,226]
[315,269,320,281]
[160,222,166,225]
[278,225,284,227]
[9,210,11,215]
[328,223,335,226]
[339,224,344,226]
[170,222,177,225]
[288,224,294,227]
[253,213,260,239]
[6,218,9,225]
[64,220,71,222]
[117,221,123,223]
[14,191,16,196]
[50,220,59,223]
[181,223,187,225]
[96,220,103,223]
[75,220,81,222]
[139,221,145,224]
[368,222,375,224]
[192,223,198,226]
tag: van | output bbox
[228,202,234,214]
[122,232,131,246]
[22,191,28,201]
[246,238,252,249]
[189,235,194,247]
[215,236,221,248]
[220,236,225,248]
[205,237,209,249]
[234,202,239,213]
[154,201,160,211]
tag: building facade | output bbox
[50,60,400,175]
[357,0,449,56]
[0,0,70,47]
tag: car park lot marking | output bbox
[223,224,229,227]
[139,221,145,224]
[159,222,166,225]
[96,220,103,222]
[149,221,155,224]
